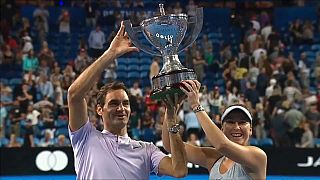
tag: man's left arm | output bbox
[158,95,188,178]
[158,121,188,178]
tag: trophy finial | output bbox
[159,4,165,16]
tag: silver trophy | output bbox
[124,4,203,100]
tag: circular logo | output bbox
[35,150,68,171]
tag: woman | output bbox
[162,80,267,179]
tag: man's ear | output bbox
[249,126,253,136]
[96,105,103,116]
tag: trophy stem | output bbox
[159,55,186,74]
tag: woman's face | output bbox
[221,110,252,146]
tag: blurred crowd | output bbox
[0,0,320,149]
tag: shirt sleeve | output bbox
[68,120,94,155]
[148,142,167,175]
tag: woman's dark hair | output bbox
[96,81,130,107]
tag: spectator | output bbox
[55,134,70,147]
[0,102,7,138]
[289,19,303,44]
[244,82,260,108]
[283,80,301,102]
[302,20,314,44]
[38,41,55,69]
[149,57,160,83]
[296,121,314,148]
[25,104,40,132]
[193,50,207,82]
[130,81,143,97]
[16,83,34,113]
[270,108,291,147]
[38,73,54,100]
[21,35,33,57]
[22,49,38,73]
[39,129,54,147]
[261,22,272,42]
[85,0,98,27]
[208,86,224,115]
[22,119,35,148]
[88,25,105,58]
[128,111,141,140]
[2,44,15,64]
[256,67,269,97]
[103,59,117,83]
[33,2,49,33]
[265,78,277,98]
[58,9,70,33]
[8,134,22,148]
[74,48,92,73]
[184,108,201,137]
[173,2,183,14]
[305,103,320,138]
[187,132,200,146]
[298,52,310,89]
[199,85,210,113]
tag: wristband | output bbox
[193,105,205,113]
[168,124,180,134]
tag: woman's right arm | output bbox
[180,80,267,173]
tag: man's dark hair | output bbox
[96,81,130,107]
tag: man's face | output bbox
[97,89,131,130]
[221,110,252,146]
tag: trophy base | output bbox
[150,69,197,100]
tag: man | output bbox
[149,57,160,84]
[88,25,105,58]
[162,80,267,179]
[68,21,187,179]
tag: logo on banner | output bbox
[35,150,68,171]
[297,156,320,167]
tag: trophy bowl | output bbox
[124,4,203,100]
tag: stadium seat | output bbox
[117,72,128,79]
[117,64,127,71]
[140,65,150,72]
[311,44,320,51]
[140,71,148,78]
[16,137,24,145]
[127,65,140,71]
[259,138,274,147]
[33,137,40,147]
[128,72,140,79]
[128,58,140,65]
[140,58,152,65]
[55,119,68,128]
[0,78,9,85]
[9,78,22,86]
[55,128,69,137]
[314,138,320,148]
[140,128,156,143]
[249,137,259,146]
[0,137,9,147]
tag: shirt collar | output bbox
[102,129,131,145]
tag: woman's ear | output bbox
[96,105,103,116]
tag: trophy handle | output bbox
[178,7,203,53]
[123,20,161,56]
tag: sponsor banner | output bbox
[0,147,75,175]
[0,147,319,176]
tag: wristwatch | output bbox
[168,124,180,134]
[193,105,205,113]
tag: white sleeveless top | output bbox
[209,157,252,180]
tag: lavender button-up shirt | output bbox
[69,121,166,179]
